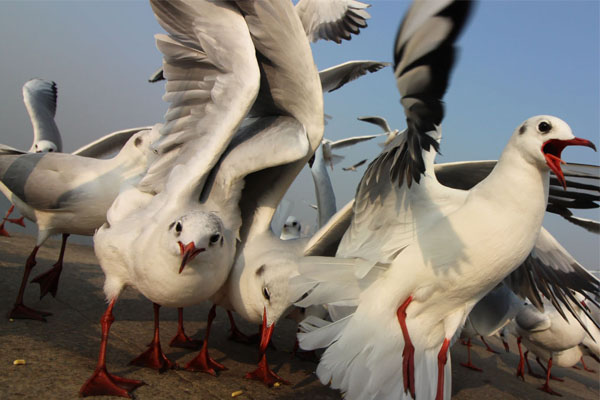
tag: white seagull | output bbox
[0,126,158,321]
[280,216,302,240]
[292,1,597,399]
[80,0,327,395]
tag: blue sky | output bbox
[0,0,598,268]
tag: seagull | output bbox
[291,1,597,399]
[280,216,302,240]
[343,159,368,172]
[80,0,325,395]
[357,115,399,147]
[512,296,591,396]
[0,78,61,236]
[309,134,379,229]
[0,126,158,322]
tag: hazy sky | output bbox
[0,1,598,268]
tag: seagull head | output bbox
[250,257,297,328]
[281,216,301,240]
[515,115,596,189]
[167,211,224,274]
[34,140,58,153]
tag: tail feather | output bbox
[298,315,351,350]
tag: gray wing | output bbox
[504,227,600,335]
[319,60,390,93]
[434,160,600,233]
[357,115,392,133]
[22,78,62,153]
[330,135,380,150]
[72,126,153,158]
[0,152,102,211]
[343,159,367,171]
[295,0,370,44]
[139,0,260,196]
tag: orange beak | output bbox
[542,138,596,189]
[178,241,205,273]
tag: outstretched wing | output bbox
[22,78,62,153]
[357,115,393,133]
[72,126,153,158]
[139,0,260,196]
[504,227,600,335]
[319,60,390,93]
[296,0,370,44]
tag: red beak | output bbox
[258,307,275,356]
[178,241,205,273]
[542,138,596,189]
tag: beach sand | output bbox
[0,233,598,399]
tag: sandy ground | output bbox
[0,232,598,399]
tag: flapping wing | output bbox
[357,115,392,133]
[330,134,380,150]
[340,0,473,262]
[22,78,62,153]
[147,66,164,83]
[435,160,600,233]
[343,159,368,171]
[504,227,600,334]
[319,60,390,93]
[139,0,260,196]
[295,0,370,44]
[72,126,152,158]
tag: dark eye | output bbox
[538,121,552,133]
[262,287,271,301]
[292,222,297,227]
[48,148,54,152]
[175,222,182,233]
[210,233,221,244]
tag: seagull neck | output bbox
[474,146,550,216]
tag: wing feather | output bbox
[296,0,371,44]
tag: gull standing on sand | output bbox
[292,1,597,399]
[80,0,331,395]
[0,126,157,321]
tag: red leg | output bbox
[7,215,26,227]
[7,246,52,321]
[185,304,227,375]
[525,351,544,379]
[536,356,563,382]
[516,336,525,381]
[435,338,451,400]
[460,338,483,372]
[538,357,562,396]
[0,206,14,236]
[227,310,259,344]
[397,296,415,399]
[244,307,290,387]
[129,303,176,372]
[31,234,69,299]
[580,356,596,373]
[80,298,145,397]
[502,339,510,353]
[480,336,499,354]
[169,307,203,349]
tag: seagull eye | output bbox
[537,121,552,134]
[262,287,271,301]
[292,222,297,227]
[175,222,182,233]
[209,233,221,244]
[48,148,54,152]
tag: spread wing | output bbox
[504,227,600,334]
[295,0,370,44]
[22,78,62,153]
[319,60,390,93]
[71,126,153,158]
[139,0,260,197]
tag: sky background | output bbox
[0,0,598,269]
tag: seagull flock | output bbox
[0,0,598,399]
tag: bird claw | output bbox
[184,346,227,376]
[538,383,562,397]
[129,341,177,372]
[244,355,289,387]
[460,361,483,372]
[80,366,144,398]
[31,265,63,299]
[7,303,52,321]
[169,331,203,350]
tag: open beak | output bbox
[542,138,596,189]
[178,241,205,273]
